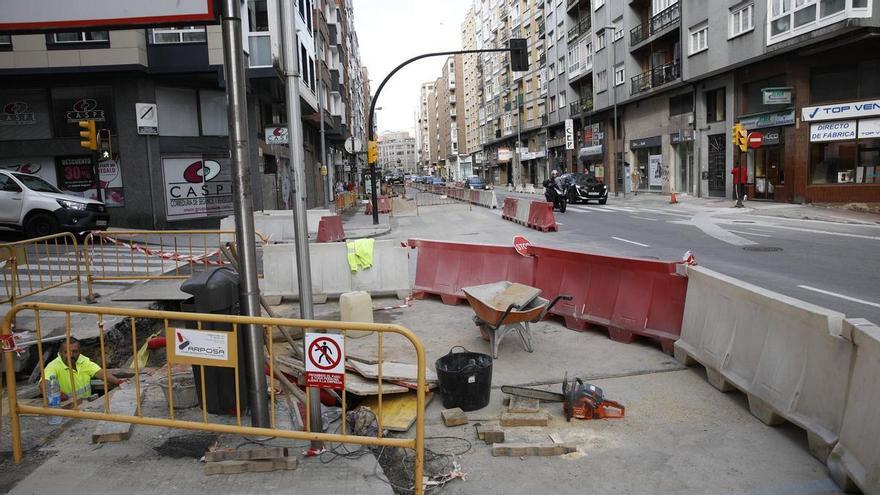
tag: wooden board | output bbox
[346,351,380,365]
[475,424,505,444]
[363,391,433,432]
[345,372,409,396]
[91,384,141,443]
[205,457,298,475]
[491,442,577,457]
[205,447,288,463]
[500,411,550,427]
[348,360,437,384]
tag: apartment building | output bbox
[417,82,435,173]
[0,0,369,229]
[462,7,485,175]
[377,131,417,172]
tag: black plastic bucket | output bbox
[435,346,493,411]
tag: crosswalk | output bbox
[566,203,694,219]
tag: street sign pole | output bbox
[279,0,321,444]
[220,0,269,427]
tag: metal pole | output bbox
[605,19,622,199]
[145,135,157,228]
[515,85,522,187]
[221,0,269,427]
[315,32,330,209]
[279,0,321,443]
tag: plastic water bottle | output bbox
[47,376,62,425]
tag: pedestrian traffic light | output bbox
[79,120,97,150]
[367,139,378,164]
[98,129,112,161]
[731,123,748,152]
[509,38,528,72]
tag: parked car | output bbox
[562,173,608,205]
[0,170,109,237]
[465,176,490,190]
[388,173,405,185]
[431,177,446,186]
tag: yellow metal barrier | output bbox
[83,230,267,300]
[0,233,82,305]
[334,191,357,211]
[2,302,426,493]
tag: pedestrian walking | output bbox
[631,167,641,196]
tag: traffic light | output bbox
[98,129,112,161]
[732,123,748,152]
[79,120,97,150]
[367,139,378,164]
[509,38,528,72]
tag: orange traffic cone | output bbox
[670,188,678,204]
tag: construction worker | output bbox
[43,338,124,400]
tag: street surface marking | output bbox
[797,285,880,309]
[756,224,880,241]
[611,236,650,247]
[726,230,772,238]
[644,209,693,218]
[630,216,657,221]
[566,207,591,213]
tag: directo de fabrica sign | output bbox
[810,121,856,142]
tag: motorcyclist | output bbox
[543,170,559,203]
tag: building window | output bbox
[810,138,880,184]
[558,57,565,75]
[596,30,606,51]
[614,64,625,86]
[597,70,608,92]
[0,35,11,50]
[654,0,678,15]
[549,96,556,113]
[559,92,567,108]
[548,63,555,81]
[612,18,624,42]
[149,26,207,44]
[768,0,867,44]
[811,59,880,103]
[669,92,694,116]
[594,0,605,9]
[689,23,708,55]
[47,31,110,48]
[705,88,726,123]
[729,3,755,38]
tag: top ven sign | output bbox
[0,1,216,32]
[801,99,880,122]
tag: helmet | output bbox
[551,169,558,177]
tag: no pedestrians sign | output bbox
[304,333,345,390]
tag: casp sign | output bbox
[513,235,531,257]
[162,157,233,221]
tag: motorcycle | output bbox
[544,180,568,213]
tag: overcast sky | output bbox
[352,0,473,137]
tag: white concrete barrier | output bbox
[507,184,514,192]
[515,185,524,193]
[827,318,880,495]
[675,265,851,462]
[260,240,410,303]
[221,209,330,242]
[524,184,535,194]
[514,198,530,224]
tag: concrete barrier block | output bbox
[827,318,880,495]
[352,242,410,299]
[677,265,850,463]
[514,199,530,224]
[525,184,535,194]
[515,185,524,193]
[222,210,329,243]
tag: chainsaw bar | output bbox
[501,385,566,403]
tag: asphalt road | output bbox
[488,189,880,324]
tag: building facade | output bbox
[377,131,417,172]
[452,0,880,205]
[0,0,369,229]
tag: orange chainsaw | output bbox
[501,373,625,421]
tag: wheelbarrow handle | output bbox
[538,294,573,320]
[491,302,522,330]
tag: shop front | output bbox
[578,144,605,182]
[737,109,795,202]
[671,130,695,196]
[629,136,663,193]
[801,100,880,202]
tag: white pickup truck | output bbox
[0,169,109,238]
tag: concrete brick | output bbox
[500,410,550,427]
[441,407,468,427]
[508,396,540,413]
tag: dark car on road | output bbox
[430,176,446,186]
[562,173,608,205]
[465,176,490,190]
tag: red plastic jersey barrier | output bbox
[407,239,535,305]
[528,245,687,353]
[317,215,346,243]
[365,196,392,215]
[502,197,518,220]
[527,201,558,232]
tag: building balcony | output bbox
[568,96,593,117]
[567,16,591,42]
[566,0,580,13]
[631,61,680,95]
[630,3,680,50]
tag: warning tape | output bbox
[373,296,413,312]
[95,235,227,265]
[0,334,24,356]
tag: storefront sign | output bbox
[55,155,125,206]
[738,110,795,129]
[135,103,158,135]
[762,87,792,105]
[162,156,233,221]
[648,154,663,187]
[52,87,115,137]
[858,118,880,139]
[0,101,36,126]
[810,120,857,142]
[578,145,603,159]
[670,130,694,144]
[265,126,289,145]
[497,148,511,163]
[630,136,662,150]
[0,90,52,141]
[56,156,95,192]
[802,99,880,122]
[762,128,783,146]
[564,119,574,150]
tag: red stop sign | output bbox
[748,131,764,149]
[513,235,531,257]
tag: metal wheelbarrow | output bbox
[463,282,572,359]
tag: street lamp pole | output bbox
[602,19,623,198]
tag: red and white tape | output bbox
[374,296,413,311]
[94,235,227,265]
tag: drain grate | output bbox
[743,246,782,252]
